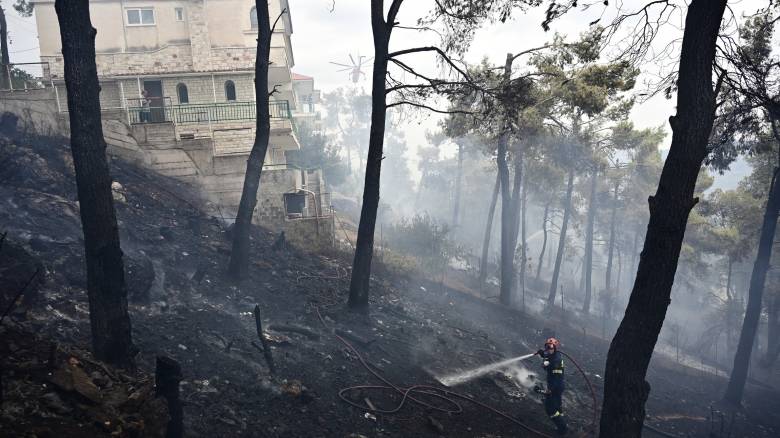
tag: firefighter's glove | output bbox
[543,360,550,367]
[536,349,545,356]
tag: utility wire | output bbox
[10,46,39,54]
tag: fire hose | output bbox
[315,307,599,437]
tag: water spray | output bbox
[437,352,538,387]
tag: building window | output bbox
[250,6,258,29]
[176,83,189,104]
[126,8,155,26]
[175,7,185,22]
[224,80,237,101]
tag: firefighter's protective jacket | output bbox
[541,350,565,390]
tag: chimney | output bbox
[187,0,211,71]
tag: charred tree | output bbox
[519,178,528,311]
[55,0,135,368]
[496,52,528,306]
[725,166,780,404]
[598,1,727,436]
[347,0,397,310]
[535,202,550,281]
[547,167,574,307]
[452,141,464,227]
[228,0,276,279]
[582,169,598,314]
[766,291,780,366]
[480,172,501,291]
[0,2,9,89]
[605,179,619,291]
[498,143,524,306]
[631,229,639,269]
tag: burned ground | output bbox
[1,135,779,437]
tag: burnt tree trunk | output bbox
[496,53,527,306]
[598,1,727,436]
[631,228,639,273]
[228,0,273,279]
[725,257,734,352]
[499,146,523,306]
[55,0,135,368]
[348,0,395,311]
[452,141,464,227]
[766,291,780,366]
[536,202,550,281]
[547,167,574,308]
[520,178,527,311]
[605,180,619,291]
[0,3,8,89]
[479,171,501,292]
[583,169,598,314]
[725,168,780,404]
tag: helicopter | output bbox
[330,53,373,84]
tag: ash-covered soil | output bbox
[1,132,779,438]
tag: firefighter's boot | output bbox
[551,414,568,435]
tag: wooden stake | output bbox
[155,356,183,438]
[254,305,276,374]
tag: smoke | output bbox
[503,362,537,389]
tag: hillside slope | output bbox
[1,131,779,438]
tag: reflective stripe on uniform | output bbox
[551,411,562,418]
[552,369,563,374]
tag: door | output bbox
[143,80,165,122]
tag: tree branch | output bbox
[387,46,471,82]
[386,100,472,115]
[387,0,404,26]
[271,8,288,34]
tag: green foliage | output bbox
[384,214,462,273]
[709,10,780,170]
[293,124,349,187]
[422,1,544,56]
[12,0,33,17]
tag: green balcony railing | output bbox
[127,99,292,125]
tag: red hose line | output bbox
[316,307,598,437]
[560,351,599,435]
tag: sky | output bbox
[4,0,766,187]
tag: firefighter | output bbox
[536,337,567,435]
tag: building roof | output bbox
[292,72,313,81]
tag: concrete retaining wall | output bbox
[0,89,67,136]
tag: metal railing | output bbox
[283,191,333,220]
[126,99,292,125]
[0,62,51,92]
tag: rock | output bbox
[112,182,127,203]
[89,371,109,388]
[159,226,174,241]
[41,392,71,415]
[48,360,102,404]
[63,255,87,288]
[0,241,43,306]
[125,255,154,303]
[427,415,445,434]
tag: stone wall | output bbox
[42,44,273,81]
[1,88,333,247]
[0,89,67,137]
[284,217,335,249]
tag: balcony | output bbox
[126,98,292,125]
